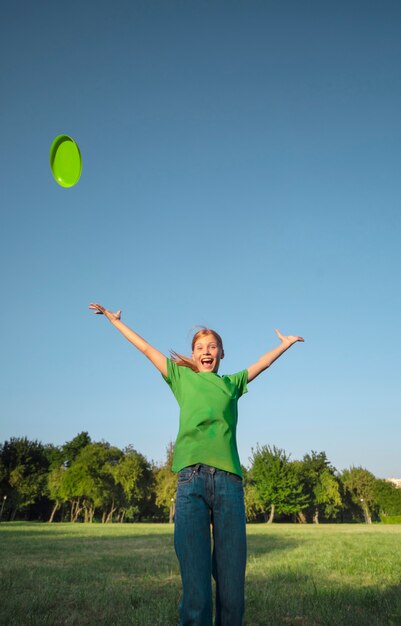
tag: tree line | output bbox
[1,433,400,524]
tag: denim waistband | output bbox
[185,463,241,478]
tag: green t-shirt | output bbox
[163,358,248,477]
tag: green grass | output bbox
[1,523,401,625]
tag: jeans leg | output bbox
[212,471,247,626]
[174,467,213,626]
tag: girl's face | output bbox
[192,333,224,373]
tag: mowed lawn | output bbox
[1,522,401,626]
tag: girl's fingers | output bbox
[89,303,105,314]
[275,329,304,343]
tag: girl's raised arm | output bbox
[247,329,304,383]
[89,303,168,377]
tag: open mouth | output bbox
[201,358,214,368]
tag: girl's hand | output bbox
[89,303,121,322]
[274,329,304,346]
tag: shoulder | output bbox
[221,369,249,396]
[222,369,248,383]
[163,358,193,384]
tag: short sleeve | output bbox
[226,369,248,399]
[162,358,182,400]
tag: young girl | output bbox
[89,303,303,626]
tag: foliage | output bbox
[62,432,92,466]
[1,434,399,524]
[47,465,68,522]
[249,444,308,522]
[341,466,378,523]
[294,451,342,523]
[243,482,265,522]
[381,515,401,524]
[61,442,123,522]
[0,437,51,520]
[314,469,342,519]
[154,442,178,522]
[111,445,156,522]
[374,479,401,517]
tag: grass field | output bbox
[1,522,400,626]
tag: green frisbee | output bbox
[50,135,82,187]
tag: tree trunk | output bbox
[105,500,117,523]
[72,499,83,522]
[70,499,78,522]
[297,511,307,524]
[362,502,372,524]
[266,504,275,523]
[73,506,83,522]
[169,501,175,523]
[313,509,319,524]
[48,502,59,523]
[85,506,95,523]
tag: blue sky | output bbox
[1,0,400,478]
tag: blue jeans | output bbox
[174,464,247,626]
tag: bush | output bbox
[380,515,401,524]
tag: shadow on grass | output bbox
[1,523,301,561]
[247,531,300,557]
[1,568,400,626]
[0,522,173,539]
[245,571,401,626]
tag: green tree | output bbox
[110,446,154,522]
[43,444,64,470]
[242,465,264,522]
[314,470,342,521]
[341,466,377,523]
[0,437,50,520]
[295,451,342,523]
[154,442,178,522]
[47,465,68,522]
[250,444,307,523]
[45,433,92,522]
[61,442,122,522]
[374,480,401,518]
[62,432,92,466]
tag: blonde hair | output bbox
[170,327,224,372]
